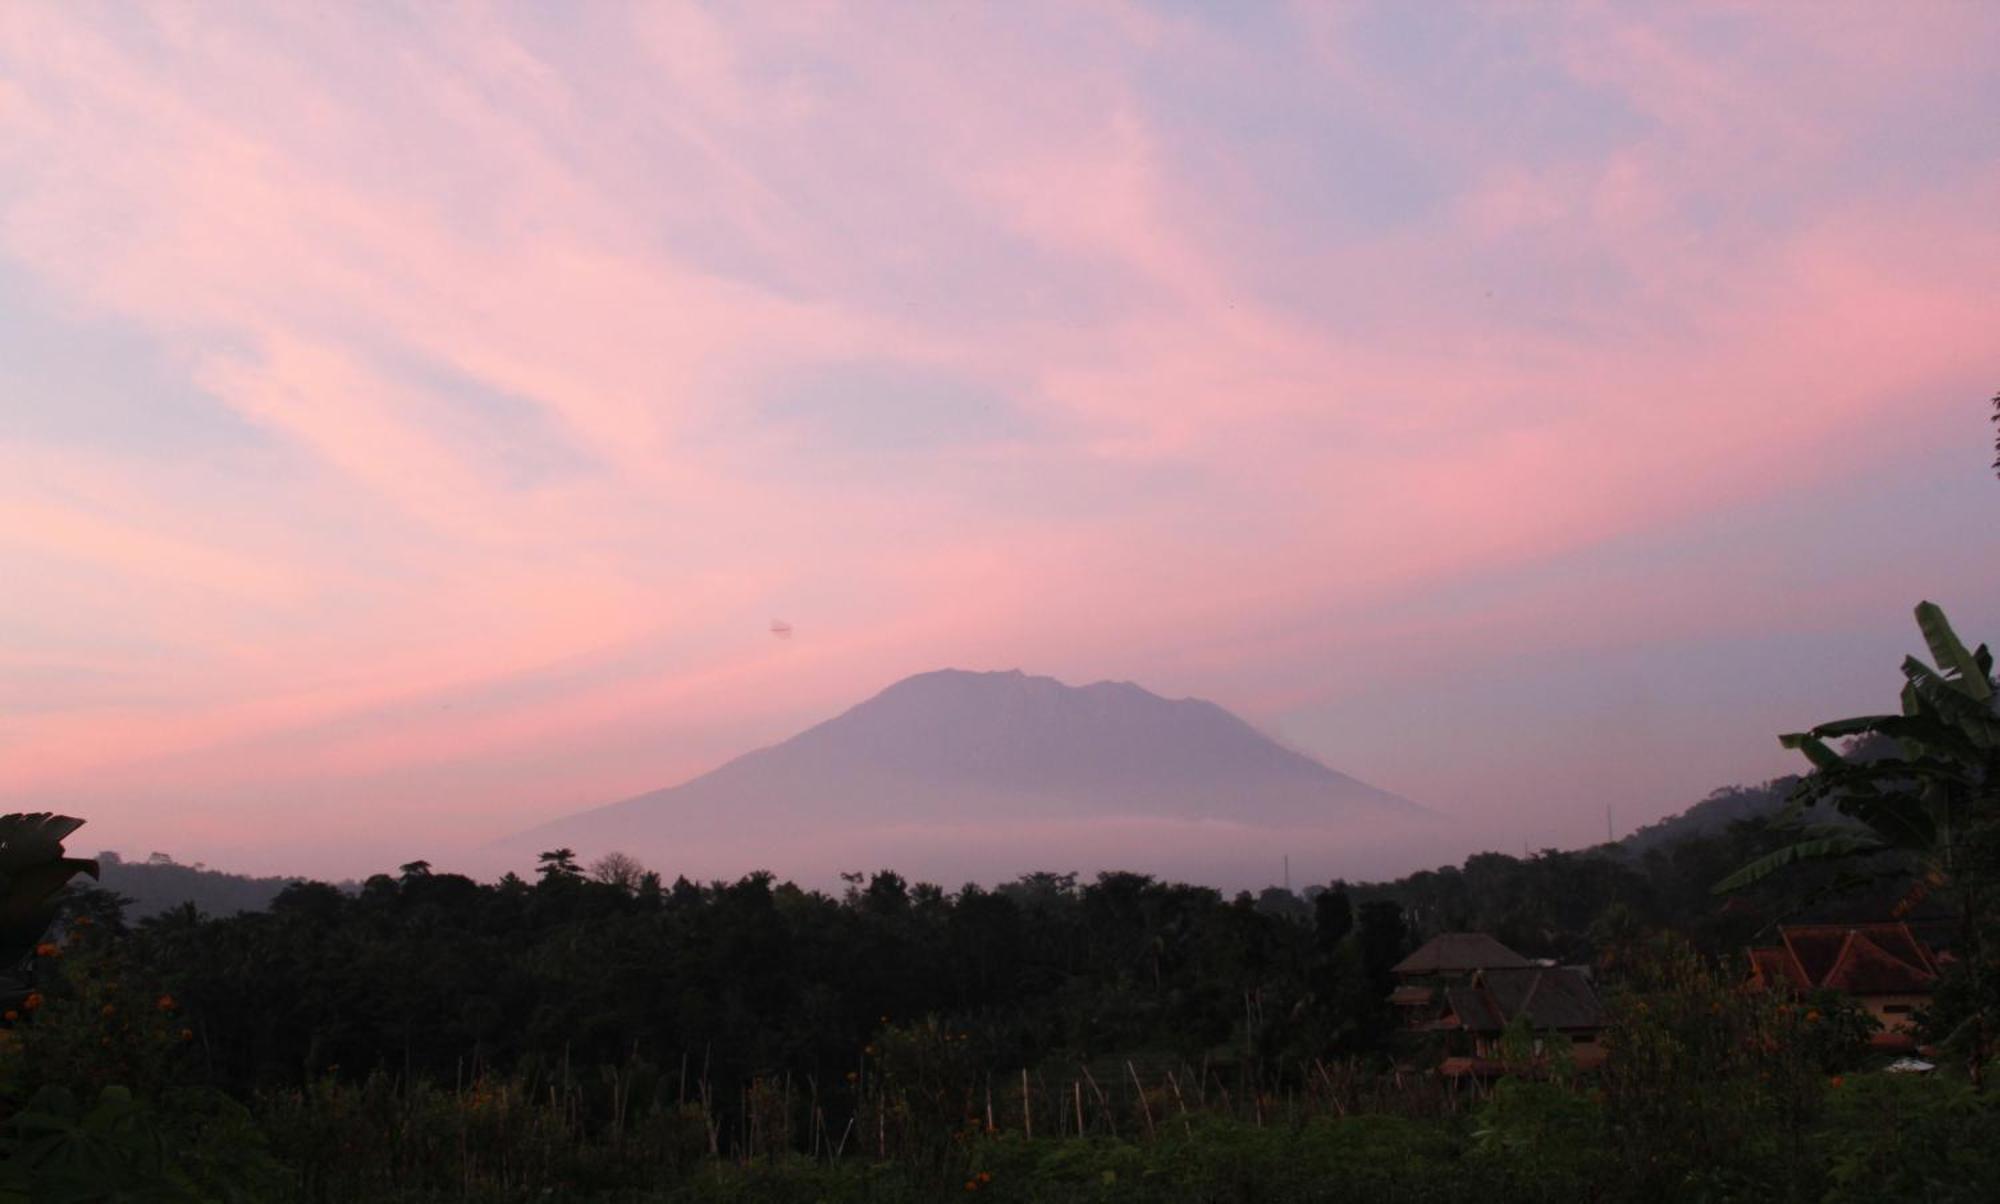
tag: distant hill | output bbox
[1617,735,1893,856]
[1617,779,1800,855]
[498,668,1442,887]
[90,852,334,921]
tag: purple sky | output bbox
[1,3,1996,878]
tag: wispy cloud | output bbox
[1,2,1995,873]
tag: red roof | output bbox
[1748,923,1938,997]
[1748,946,1807,991]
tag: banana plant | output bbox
[1714,602,1996,899]
[0,813,99,997]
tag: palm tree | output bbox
[1717,602,1998,1077]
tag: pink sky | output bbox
[1,3,1996,879]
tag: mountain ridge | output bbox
[497,667,1432,883]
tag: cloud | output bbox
[0,2,1995,874]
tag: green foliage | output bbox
[1469,1079,1609,1199]
[0,1084,190,1204]
[0,1083,282,1204]
[1595,935,1836,1199]
[1816,1073,2000,1202]
[1794,989,1880,1076]
[1,926,197,1103]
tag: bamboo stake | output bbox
[1073,1080,1084,1136]
[1166,1069,1193,1137]
[1022,1067,1032,1140]
[1080,1064,1114,1135]
[1127,1061,1155,1139]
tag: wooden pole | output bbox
[1128,1061,1155,1140]
[1166,1070,1193,1137]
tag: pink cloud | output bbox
[0,2,1994,875]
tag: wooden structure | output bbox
[1427,965,1609,1076]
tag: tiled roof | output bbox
[1748,946,1808,991]
[1748,923,1938,997]
[1391,932,1532,976]
[1822,931,1936,994]
[1441,966,1604,1033]
[1443,986,1501,1032]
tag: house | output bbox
[1746,923,1939,1049]
[1387,932,1534,1025]
[1428,965,1609,1076]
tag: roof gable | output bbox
[1754,924,1939,996]
[1441,966,1605,1033]
[1823,931,1936,995]
[1748,946,1808,991]
[1391,932,1532,976]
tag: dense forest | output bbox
[0,793,1974,1200]
[3,600,1995,1201]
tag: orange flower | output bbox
[978,1171,993,1183]
[101,1004,117,1018]
[156,994,176,1012]
[22,993,43,1012]
[2,1010,16,1022]
[180,1028,194,1042]
[34,943,58,959]
[1830,1075,1846,1089]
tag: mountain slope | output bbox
[499,669,1436,884]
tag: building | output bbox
[1428,965,1609,1076]
[1387,932,1534,1025]
[1746,923,1940,1049]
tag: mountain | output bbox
[498,669,1441,887]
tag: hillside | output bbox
[90,852,332,920]
[1617,779,1799,855]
